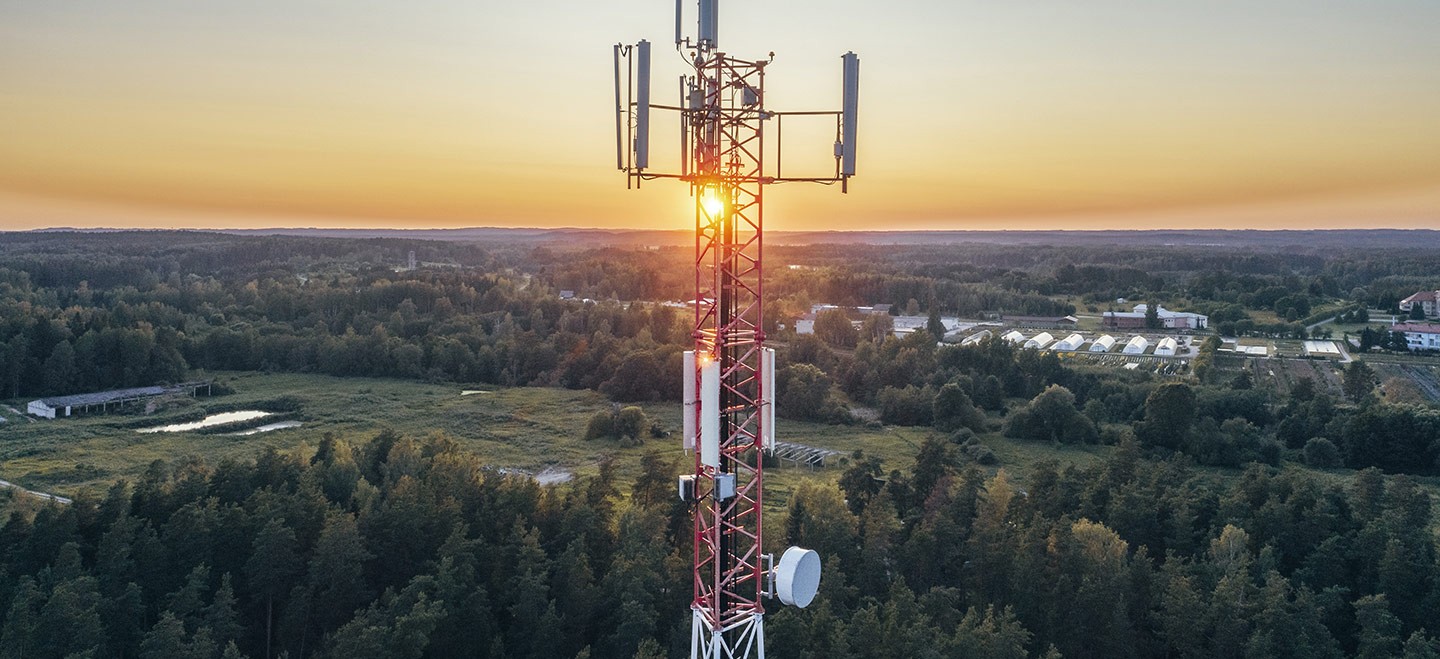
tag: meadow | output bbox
[0,371,1113,509]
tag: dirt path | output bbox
[0,478,72,505]
[1,404,34,423]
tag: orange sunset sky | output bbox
[1,0,1438,232]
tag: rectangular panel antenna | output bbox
[761,347,776,450]
[635,40,652,170]
[612,44,624,170]
[675,0,683,46]
[841,52,860,177]
[682,350,697,450]
[698,0,718,47]
[699,359,721,468]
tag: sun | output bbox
[700,188,725,219]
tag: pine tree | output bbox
[245,519,301,659]
[1403,632,1440,659]
[1343,360,1377,403]
[927,308,946,341]
[1158,568,1206,659]
[166,564,212,629]
[857,490,901,594]
[308,510,374,634]
[1355,594,1403,659]
[140,612,190,659]
[1145,303,1161,329]
[0,577,41,659]
[34,576,108,658]
[206,573,244,648]
[102,581,147,658]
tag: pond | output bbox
[137,410,271,433]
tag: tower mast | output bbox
[614,3,858,656]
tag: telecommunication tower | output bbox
[613,2,859,657]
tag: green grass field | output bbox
[0,372,1116,510]
[21,371,1439,526]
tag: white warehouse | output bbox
[1090,335,1116,352]
[1025,332,1055,349]
[1123,336,1150,355]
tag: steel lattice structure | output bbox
[689,51,769,656]
[614,4,856,656]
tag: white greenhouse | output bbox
[1123,336,1150,355]
[961,330,992,345]
[1090,335,1116,352]
[1024,332,1055,349]
[1053,333,1086,351]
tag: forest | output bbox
[3,230,1440,657]
[5,427,1440,658]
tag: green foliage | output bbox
[2,423,1440,658]
[7,232,1440,658]
[813,309,858,349]
[582,407,650,446]
[775,364,851,424]
[877,385,935,426]
[1138,383,1195,450]
[1303,437,1342,468]
[1003,385,1098,444]
[583,411,615,441]
[1344,361,1378,403]
[613,407,648,443]
[932,382,985,434]
[1355,595,1403,659]
[926,308,946,341]
[837,451,885,516]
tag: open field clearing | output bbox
[0,372,1123,511]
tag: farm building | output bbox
[1002,330,1026,344]
[1003,315,1079,329]
[1053,333,1086,351]
[1395,323,1440,351]
[891,315,964,338]
[794,313,817,334]
[1090,335,1116,352]
[27,382,210,419]
[1123,336,1150,355]
[1025,332,1055,349]
[1401,291,1439,318]
[1154,337,1179,356]
[1103,304,1208,330]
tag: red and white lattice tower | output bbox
[615,3,857,657]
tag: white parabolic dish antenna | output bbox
[775,546,821,608]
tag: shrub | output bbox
[583,411,614,441]
[1303,437,1342,468]
[877,385,934,426]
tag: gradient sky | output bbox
[2,0,1438,231]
